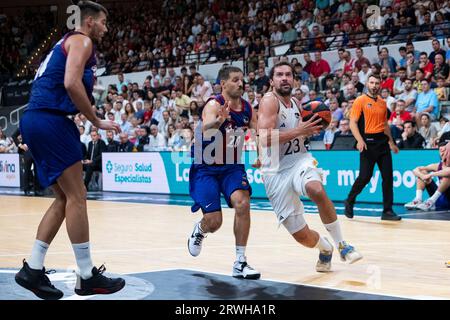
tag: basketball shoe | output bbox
[15,259,64,300]
[188,222,207,257]
[404,199,422,210]
[316,237,333,272]
[232,256,261,279]
[74,265,125,296]
[339,242,363,264]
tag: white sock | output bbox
[236,246,246,262]
[28,239,49,270]
[428,191,442,204]
[415,189,423,201]
[314,235,333,252]
[72,242,94,280]
[324,220,345,248]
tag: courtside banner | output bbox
[102,152,170,193]
[102,150,439,203]
[0,153,20,187]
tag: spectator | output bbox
[381,88,397,112]
[380,67,395,93]
[118,133,134,152]
[117,73,128,94]
[398,46,408,68]
[389,99,412,140]
[429,39,447,64]
[82,131,106,191]
[358,63,371,85]
[146,124,167,151]
[397,120,425,149]
[418,52,434,80]
[419,112,438,147]
[354,47,371,71]
[310,51,331,91]
[0,128,15,153]
[393,67,407,96]
[415,80,439,122]
[174,89,192,114]
[254,67,270,93]
[324,118,339,150]
[105,130,120,152]
[329,98,343,121]
[158,111,171,137]
[191,74,213,107]
[432,53,449,83]
[379,47,397,74]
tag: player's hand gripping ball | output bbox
[301,101,332,129]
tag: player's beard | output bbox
[228,87,243,99]
[368,86,379,96]
[275,84,292,97]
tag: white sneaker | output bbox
[339,242,363,264]
[404,199,422,210]
[416,200,435,211]
[232,257,261,280]
[316,237,333,273]
[187,223,206,257]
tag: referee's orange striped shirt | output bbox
[350,94,388,134]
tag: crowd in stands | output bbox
[95,0,450,75]
[0,7,56,81]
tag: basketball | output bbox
[301,101,332,128]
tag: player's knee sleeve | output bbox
[282,213,307,235]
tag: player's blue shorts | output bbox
[20,109,83,188]
[189,164,252,214]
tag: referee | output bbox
[344,74,402,221]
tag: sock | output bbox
[236,246,246,262]
[428,191,442,204]
[415,189,423,201]
[323,220,345,248]
[314,235,333,252]
[28,239,49,270]
[72,242,94,280]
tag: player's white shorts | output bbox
[263,154,322,234]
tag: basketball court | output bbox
[1,188,449,300]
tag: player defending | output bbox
[188,66,260,279]
[15,1,125,299]
[257,61,362,272]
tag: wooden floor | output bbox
[1,195,449,299]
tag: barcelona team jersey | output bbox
[192,94,253,165]
[27,31,97,115]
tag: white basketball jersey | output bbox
[261,94,308,174]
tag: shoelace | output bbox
[193,233,204,246]
[42,268,57,288]
[97,264,106,275]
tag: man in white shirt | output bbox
[192,75,213,107]
[158,111,171,138]
[146,125,167,151]
[358,63,372,85]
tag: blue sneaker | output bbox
[339,242,363,264]
[316,237,333,272]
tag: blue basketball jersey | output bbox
[27,31,97,115]
[192,94,253,165]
